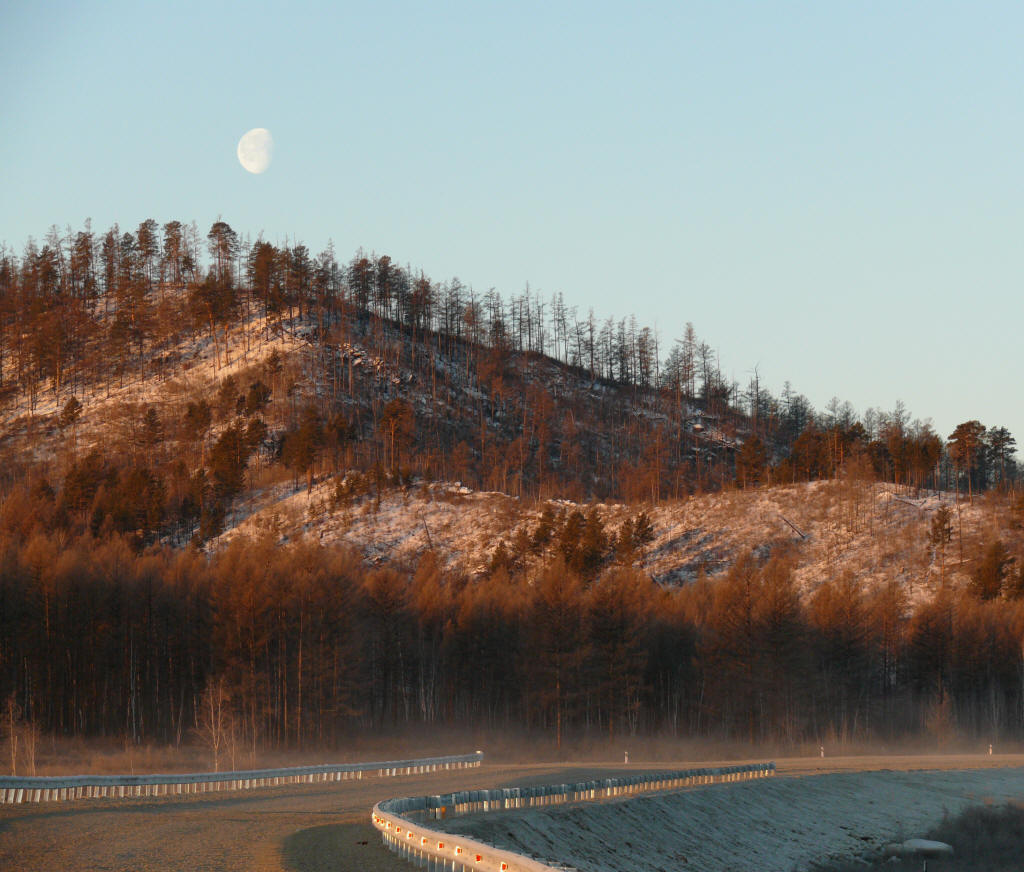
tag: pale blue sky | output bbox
[2,2,1022,443]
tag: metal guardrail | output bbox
[0,751,484,804]
[372,762,776,872]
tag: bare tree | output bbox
[195,677,234,772]
[4,695,19,775]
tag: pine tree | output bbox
[948,420,987,504]
[928,505,953,585]
[736,434,767,488]
[969,540,1013,600]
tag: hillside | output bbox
[0,273,1010,602]
[225,470,1001,607]
[0,292,727,536]
[2,222,1024,757]
[7,220,1009,541]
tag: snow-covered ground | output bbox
[445,767,1024,871]
[2,307,308,463]
[219,473,986,603]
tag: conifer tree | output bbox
[948,420,987,504]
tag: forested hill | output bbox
[2,218,1024,754]
[1,218,1016,541]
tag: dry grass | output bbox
[818,802,1024,872]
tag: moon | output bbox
[237,128,273,174]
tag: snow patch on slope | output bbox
[218,475,981,602]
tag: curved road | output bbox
[2,754,1022,872]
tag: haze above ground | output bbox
[2,1,1022,441]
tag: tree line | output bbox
[0,218,1017,515]
[3,516,1024,760]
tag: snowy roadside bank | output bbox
[444,768,1024,872]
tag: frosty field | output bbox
[447,763,1024,871]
